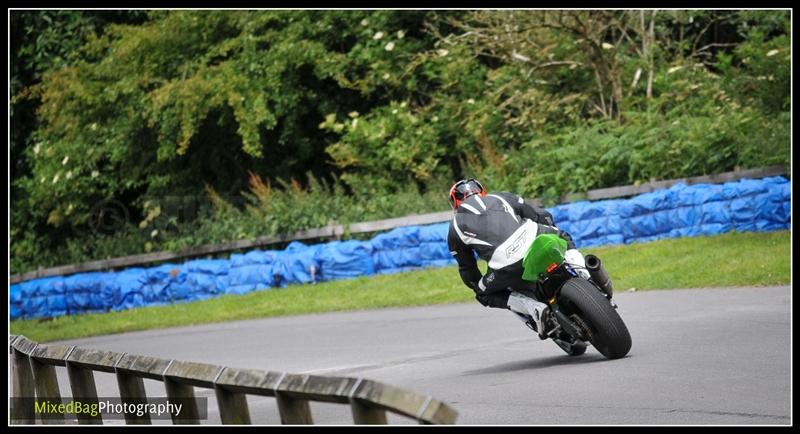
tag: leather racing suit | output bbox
[447,192,580,308]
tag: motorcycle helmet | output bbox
[448,178,486,209]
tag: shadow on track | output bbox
[461,353,609,376]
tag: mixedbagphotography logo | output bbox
[11,397,208,421]
[89,199,130,235]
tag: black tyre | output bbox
[558,278,632,359]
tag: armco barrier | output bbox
[9,335,458,425]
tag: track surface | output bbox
[46,285,791,425]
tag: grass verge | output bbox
[10,230,790,342]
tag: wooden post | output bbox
[66,361,103,424]
[215,386,251,425]
[163,379,200,425]
[275,393,313,424]
[11,350,36,424]
[115,370,151,425]
[29,358,64,424]
[350,400,388,424]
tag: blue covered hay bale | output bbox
[110,268,146,311]
[419,240,452,262]
[370,226,420,250]
[418,222,450,242]
[19,277,66,318]
[63,272,115,314]
[140,264,180,304]
[316,240,374,281]
[373,246,423,271]
[183,259,229,299]
[10,283,23,319]
[228,251,279,294]
[273,242,322,285]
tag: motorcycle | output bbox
[515,234,632,359]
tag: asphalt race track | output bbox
[44,285,791,425]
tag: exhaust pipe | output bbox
[584,254,613,299]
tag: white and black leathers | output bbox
[447,192,574,301]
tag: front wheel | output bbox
[558,278,632,359]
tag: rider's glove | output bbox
[558,230,577,250]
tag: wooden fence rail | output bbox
[9,335,458,425]
[10,165,787,284]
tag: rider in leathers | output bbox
[447,178,590,338]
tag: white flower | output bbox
[384,41,395,51]
[151,229,159,238]
[432,116,439,122]
[467,98,475,104]
[382,73,390,80]
[766,49,779,57]
[512,51,530,62]
[62,156,69,165]
[90,123,98,131]
[397,30,405,39]
[40,177,45,184]
[667,66,683,74]
[52,173,60,184]
[348,111,359,118]
[437,49,449,57]
[601,42,614,50]
[392,109,398,114]
[360,19,369,26]
[91,170,100,178]
[373,31,384,40]
[66,170,73,179]
[400,101,407,108]
[33,143,41,155]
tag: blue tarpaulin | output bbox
[10,176,791,320]
[272,241,323,286]
[316,240,374,281]
[227,250,281,295]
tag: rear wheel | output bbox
[558,279,632,359]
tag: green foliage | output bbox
[176,172,450,248]
[18,11,437,227]
[717,11,791,113]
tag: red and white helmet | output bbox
[448,178,486,209]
